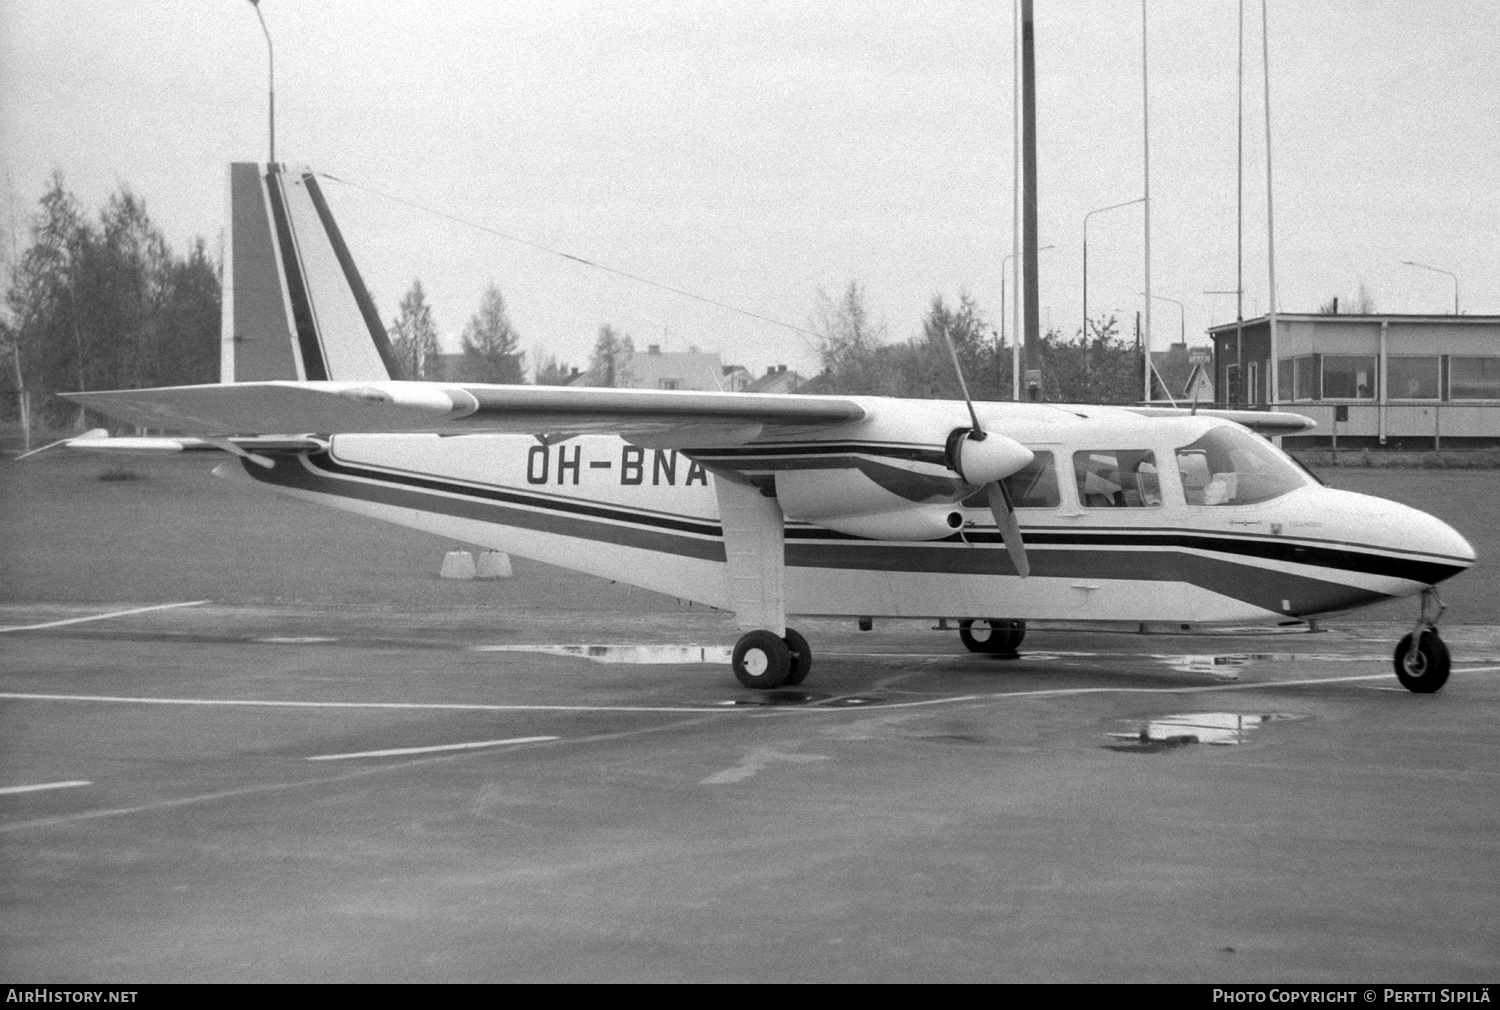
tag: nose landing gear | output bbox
[1394,588,1450,694]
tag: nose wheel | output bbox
[732,628,813,689]
[1394,588,1450,694]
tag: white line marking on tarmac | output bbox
[307,736,559,761]
[2,667,1495,723]
[0,692,754,715]
[0,600,208,633]
[0,780,91,796]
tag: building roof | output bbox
[1209,312,1500,335]
[745,365,803,395]
[571,346,726,391]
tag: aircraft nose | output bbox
[1415,509,1476,575]
[1312,487,1474,586]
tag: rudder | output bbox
[221,163,401,383]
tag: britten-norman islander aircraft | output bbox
[58,164,1476,693]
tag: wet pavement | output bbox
[3,601,1499,982]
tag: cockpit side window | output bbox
[1073,450,1161,508]
[1175,426,1310,506]
[962,450,1061,508]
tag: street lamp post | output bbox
[1083,198,1145,342]
[249,0,275,163]
[1401,260,1459,314]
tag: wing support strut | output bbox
[713,475,786,638]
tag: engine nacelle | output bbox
[813,505,965,542]
[776,466,969,524]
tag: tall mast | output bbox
[1235,0,1244,401]
[1141,0,1153,403]
[1262,0,1279,407]
[1021,0,1040,399]
[1011,0,1021,401]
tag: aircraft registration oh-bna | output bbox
[58,164,1476,693]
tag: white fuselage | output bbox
[229,404,1474,630]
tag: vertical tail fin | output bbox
[221,163,402,383]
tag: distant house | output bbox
[721,365,754,392]
[1148,343,1215,404]
[571,345,726,391]
[745,364,804,395]
[425,351,466,382]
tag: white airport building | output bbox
[1208,313,1500,449]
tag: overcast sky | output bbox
[3,0,1497,379]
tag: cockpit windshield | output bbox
[1175,426,1310,506]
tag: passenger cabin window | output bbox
[1074,450,1161,508]
[1175,426,1309,506]
[962,450,1060,508]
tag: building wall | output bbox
[1210,315,1500,447]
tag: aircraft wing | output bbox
[62,381,867,445]
[1123,406,1316,435]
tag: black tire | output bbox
[958,619,1025,654]
[782,628,813,687]
[1394,632,1450,694]
[733,630,792,689]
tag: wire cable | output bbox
[316,171,823,343]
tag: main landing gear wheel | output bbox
[1394,632,1450,694]
[958,619,1026,654]
[732,630,792,689]
[782,628,812,687]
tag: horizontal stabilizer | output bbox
[59,433,327,456]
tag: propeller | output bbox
[941,326,1031,577]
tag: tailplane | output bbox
[222,163,401,383]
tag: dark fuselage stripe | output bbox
[300,452,1458,585]
[253,453,725,560]
[240,454,1442,618]
[689,442,949,467]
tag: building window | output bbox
[1295,355,1318,400]
[1388,356,1440,400]
[1277,358,1293,402]
[1224,363,1241,404]
[1247,361,1259,405]
[1322,355,1377,400]
[1449,357,1500,400]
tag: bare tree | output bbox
[588,324,635,387]
[388,280,439,379]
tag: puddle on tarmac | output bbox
[253,636,339,645]
[474,644,732,665]
[719,690,828,707]
[1106,711,1302,751]
[1154,652,1388,676]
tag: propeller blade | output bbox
[986,480,1031,578]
